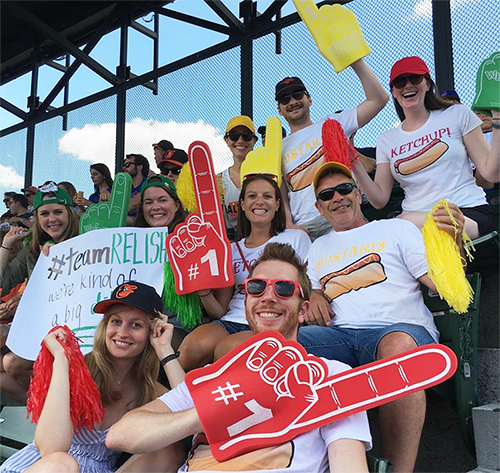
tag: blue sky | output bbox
[0,0,497,201]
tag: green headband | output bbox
[140,174,178,198]
[33,183,73,210]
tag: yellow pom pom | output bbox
[176,164,198,214]
[422,200,475,313]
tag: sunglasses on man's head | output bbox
[391,74,426,89]
[227,131,255,142]
[244,278,304,299]
[317,183,357,202]
[278,90,306,106]
[123,162,136,169]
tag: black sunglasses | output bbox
[391,74,426,89]
[227,131,255,142]
[278,90,306,105]
[245,278,304,299]
[123,161,136,169]
[162,167,182,176]
[317,183,357,201]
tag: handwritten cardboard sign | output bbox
[7,227,167,360]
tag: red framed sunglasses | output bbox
[244,278,304,299]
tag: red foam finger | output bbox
[168,234,188,258]
[177,227,196,252]
[261,347,305,383]
[247,338,282,371]
[189,141,225,235]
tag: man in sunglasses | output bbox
[157,148,188,184]
[219,115,258,239]
[107,242,372,472]
[122,154,150,222]
[275,61,388,241]
[298,162,464,472]
[20,186,38,212]
[1,192,16,223]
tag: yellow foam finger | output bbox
[294,0,371,72]
[240,116,282,187]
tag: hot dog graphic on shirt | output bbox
[394,139,449,176]
[286,147,324,191]
[320,253,387,302]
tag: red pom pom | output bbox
[27,326,105,432]
[321,119,357,169]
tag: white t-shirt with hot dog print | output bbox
[222,229,311,324]
[307,219,439,341]
[376,104,486,213]
[282,109,358,225]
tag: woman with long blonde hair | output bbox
[0,282,186,473]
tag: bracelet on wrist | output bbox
[1,245,13,251]
[160,351,180,367]
[199,290,212,297]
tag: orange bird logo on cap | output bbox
[116,283,138,299]
[282,78,295,84]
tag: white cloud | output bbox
[58,117,232,174]
[0,164,24,190]
[404,0,476,23]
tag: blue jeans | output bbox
[215,320,251,335]
[298,323,435,367]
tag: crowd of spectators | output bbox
[0,51,498,473]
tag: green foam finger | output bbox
[472,52,500,115]
[79,172,132,234]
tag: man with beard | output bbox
[106,243,372,473]
[276,60,388,240]
[122,153,150,222]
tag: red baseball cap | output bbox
[390,56,430,85]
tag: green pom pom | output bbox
[163,262,203,329]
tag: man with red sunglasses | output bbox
[298,161,466,472]
[275,59,388,241]
[107,242,372,473]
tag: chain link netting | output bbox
[0,0,495,196]
[31,96,117,198]
[125,46,241,174]
[254,0,436,149]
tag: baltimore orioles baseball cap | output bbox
[93,281,163,317]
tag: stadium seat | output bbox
[0,406,35,462]
[422,272,481,455]
[367,453,392,473]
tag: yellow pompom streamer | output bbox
[176,163,225,214]
[176,164,198,213]
[422,200,475,313]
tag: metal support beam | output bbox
[38,4,119,114]
[146,3,233,35]
[62,54,70,131]
[240,36,253,117]
[42,59,69,73]
[1,35,244,137]
[0,98,27,120]
[432,0,454,91]
[131,19,158,39]
[257,0,288,25]
[115,7,129,173]
[4,2,118,87]
[24,44,40,188]
[205,0,243,32]
[153,13,159,96]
